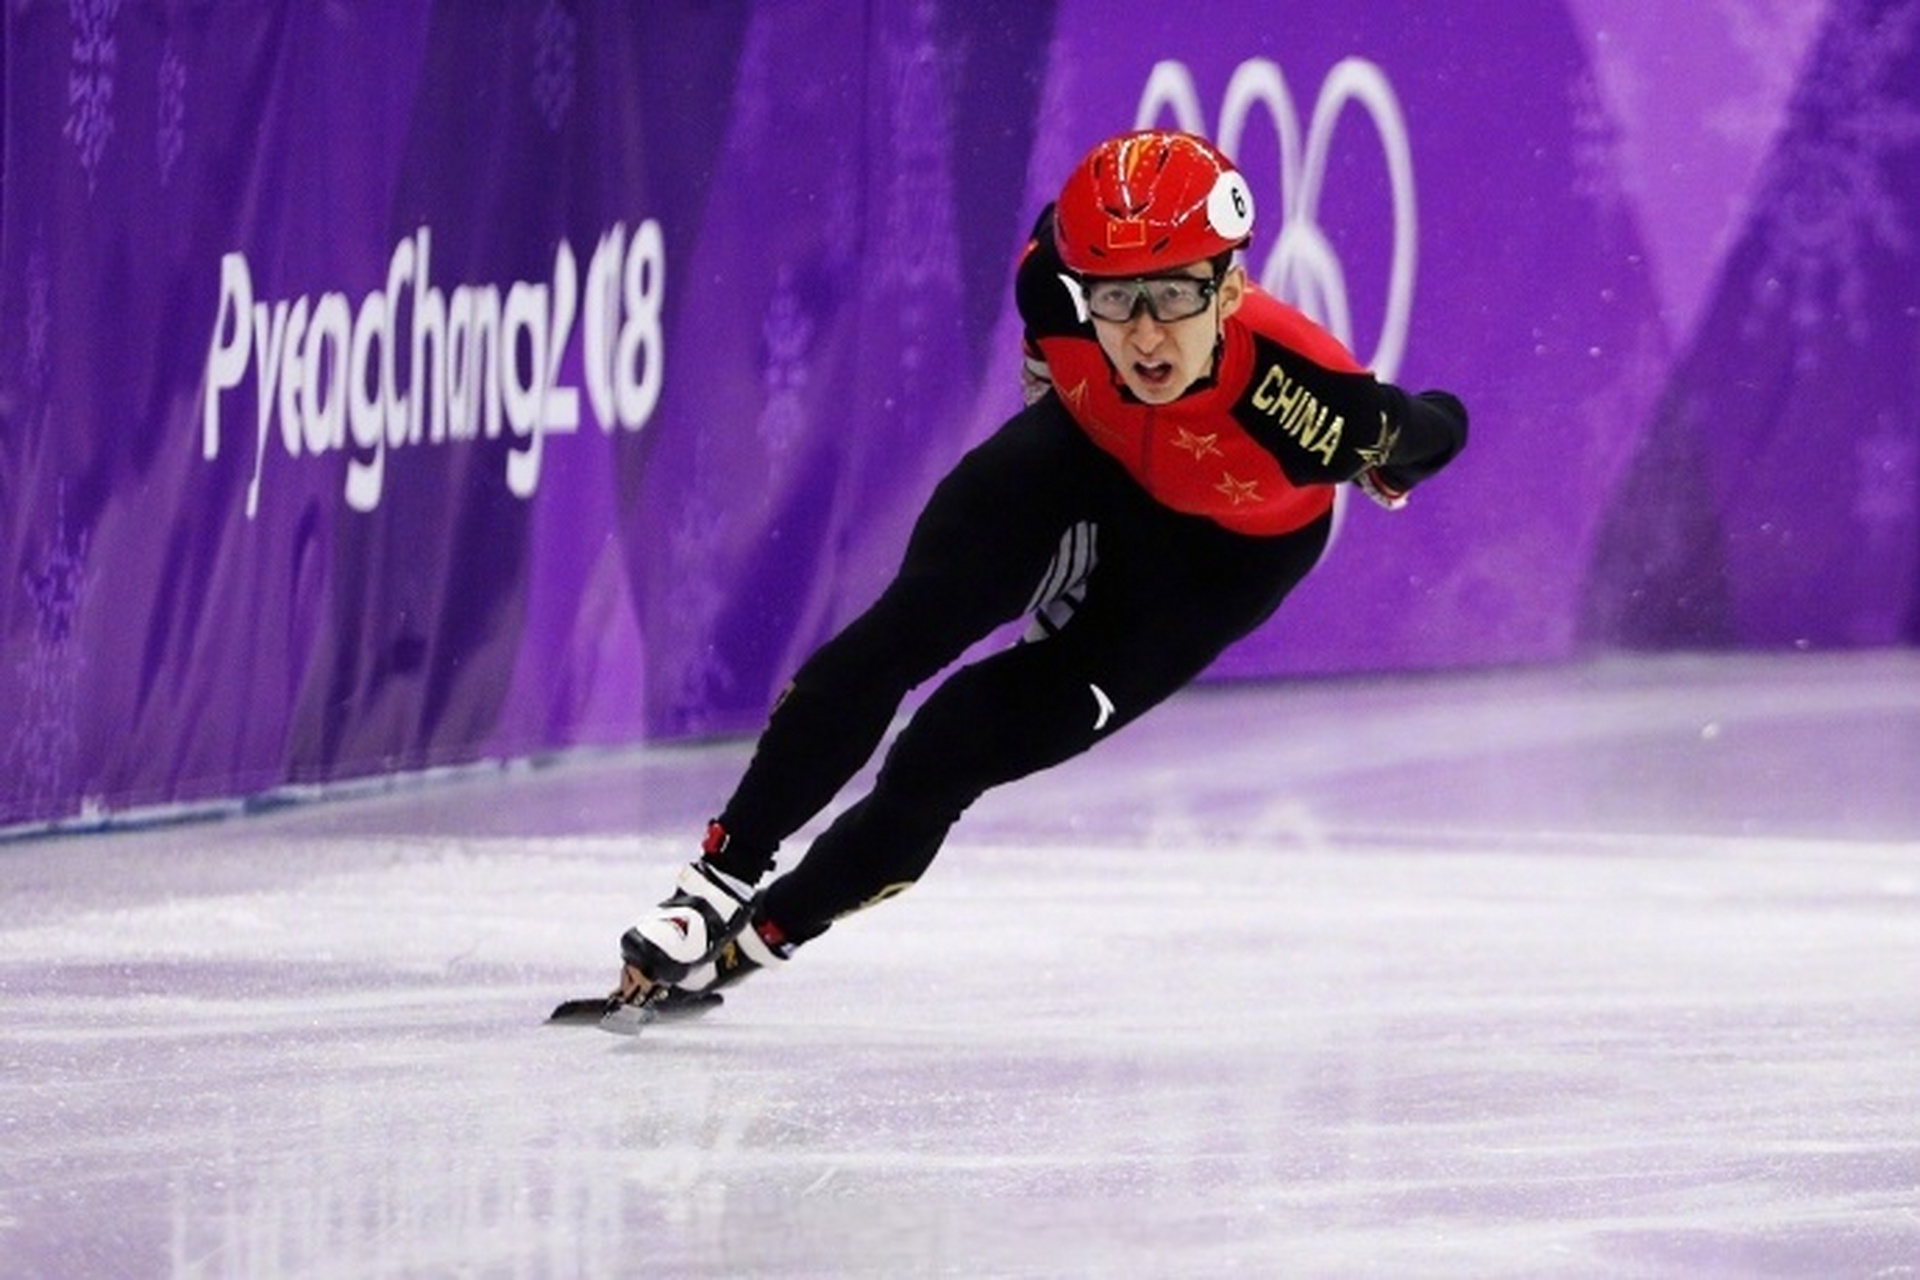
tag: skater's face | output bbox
[1087,260,1245,404]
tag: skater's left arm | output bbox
[1353,385,1469,510]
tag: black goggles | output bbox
[1082,274,1220,324]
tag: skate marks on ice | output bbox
[6,836,1915,1276]
[2,654,1919,1275]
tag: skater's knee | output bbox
[841,878,915,918]
[876,661,1104,810]
[796,609,943,699]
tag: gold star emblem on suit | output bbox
[1356,413,1400,469]
[1214,472,1261,505]
[1171,428,1222,461]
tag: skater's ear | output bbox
[1214,262,1247,322]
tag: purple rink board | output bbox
[4,0,1919,829]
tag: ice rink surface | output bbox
[4,652,1919,1278]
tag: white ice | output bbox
[3,652,1918,1277]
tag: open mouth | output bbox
[1133,360,1175,388]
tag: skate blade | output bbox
[654,990,725,1019]
[547,996,619,1025]
[598,1000,660,1036]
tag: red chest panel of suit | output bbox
[1036,304,1340,537]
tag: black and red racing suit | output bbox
[701,206,1468,943]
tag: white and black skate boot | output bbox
[598,858,754,1034]
[619,858,756,989]
[550,878,795,1033]
[669,914,794,1004]
[566,911,792,1033]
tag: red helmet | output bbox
[1053,130,1255,276]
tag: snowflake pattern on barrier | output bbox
[25,237,52,395]
[156,39,187,186]
[756,266,814,467]
[531,0,578,133]
[1566,67,1629,223]
[64,0,122,192]
[666,498,736,730]
[878,0,961,384]
[8,485,92,821]
[1746,0,1920,360]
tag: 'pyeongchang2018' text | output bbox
[201,222,663,518]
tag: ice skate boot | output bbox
[666,914,795,1006]
[619,859,755,987]
[601,821,755,1031]
[550,887,797,1032]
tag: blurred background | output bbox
[4,0,1918,831]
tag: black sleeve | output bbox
[1372,385,1468,490]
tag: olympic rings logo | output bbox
[1136,57,1418,381]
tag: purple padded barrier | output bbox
[3,1,1915,828]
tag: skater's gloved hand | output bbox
[1355,466,1409,510]
[1020,354,1053,406]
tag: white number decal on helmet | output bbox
[1207,171,1255,241]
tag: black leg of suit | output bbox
[704,396,1330,942]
